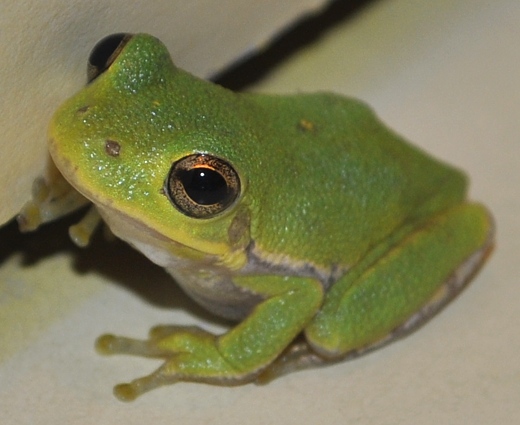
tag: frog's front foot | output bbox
[95,326,254,401]
[17,167,100,246]
[18,171,91,231]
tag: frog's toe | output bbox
[114,382,139,402]
[113,365,177,402]
[17,200,43,232]
[148,324,211,340]
[96,326,217,358]
[95,334,165,357]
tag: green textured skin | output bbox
[49,34,466,267]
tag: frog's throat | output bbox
[92,199,246,269]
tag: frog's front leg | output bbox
[96,275,323,401]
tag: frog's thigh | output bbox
[305,202,493,358]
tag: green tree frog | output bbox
[18,33,494,401]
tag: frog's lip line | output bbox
[94,193,229,258]
[94,195,233,262]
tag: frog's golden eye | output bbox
[87,33,133,83]
[165,154,241,219]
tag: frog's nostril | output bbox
[87,33,134,83]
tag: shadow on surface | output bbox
[215,0,378,90]
[0,213,220,324]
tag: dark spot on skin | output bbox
[105,139,121,157]
[228,207,251,246]
[77,105,90,114]
[297,119,316,133]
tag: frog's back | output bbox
[240,92,467,267]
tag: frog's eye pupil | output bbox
[180,167,228,206]
[165,154,241,219]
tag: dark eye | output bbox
[87,33,133,83]
[165,154,241,219]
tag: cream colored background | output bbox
[0,0,325,225]
[1,0,519,423]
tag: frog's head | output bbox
[49,33,255,269]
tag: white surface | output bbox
[0,0,325,224]
[1,0,519,423]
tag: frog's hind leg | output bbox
[360,228,494,355]
[257,202,494,382]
